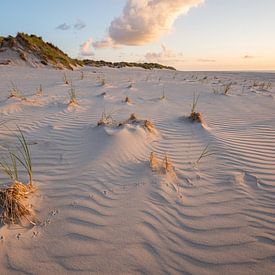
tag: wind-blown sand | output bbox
[0,66,274,274]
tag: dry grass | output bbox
[144,120,155,132]
[149,152,159,172]
[0,128,36,225]
[223,82,232,95]
[125,96,131,103]
[63,73,69,85]
[121,113,155,132]
[36,84,43,96]
[68,82,78,105]
[193,143,213,168]
[8,81,26,100]
[149,152,175,176]
[160,87,165,100]
[97,110,116,126]
[189,93,203,123]
[0,181,35,225]
[161,154,174,174]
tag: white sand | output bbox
[0,66,275,274]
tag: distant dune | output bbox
[0,33,176,71]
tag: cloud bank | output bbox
[94,0,204,48]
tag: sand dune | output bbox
[0,66,274,274]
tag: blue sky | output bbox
[1,0,275,70]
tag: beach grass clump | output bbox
[97,76,106,86]
[36,84,43,96]
[223,82,232,95]
[127,81,133,89]
[160,87,165,100]
[144,120,155,132]
[97,109,116,126]
[120,113,155,133]
[8,81,26,100]
[189,93,203,123]
[149,152,159,172]
[63,73,69,85]
[149,152,175,175]
[125,96,132,103]
[68,82,78,105]
[161,154,174,174]
[0,181,35,225]
[0,128,36,225]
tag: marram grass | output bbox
[0,128,36,225]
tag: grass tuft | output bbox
[68,82,78,105]
[189,93,203,123]
[0,127,36,225]
[194,144,213,167]
[8,81,26,100]
[97,109,116,126]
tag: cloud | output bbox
[93,37,114,49]
[74,20,86,30]
[243,55,254,59]
[144,43,184,65]
[79,38,95,57]
[56,23,71,30]
[94,0,204,47]
[197,58,216,62]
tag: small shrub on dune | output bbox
[0,128,36,225]
[189,93,203,123]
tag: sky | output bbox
[1,0,275,71]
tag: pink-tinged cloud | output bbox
[94,0,204,47]
[145,43,184,65]
[79,38,95,57]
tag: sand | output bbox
[0,66,274,274]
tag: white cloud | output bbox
[94,0,204,47]
[79,38,94,57]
